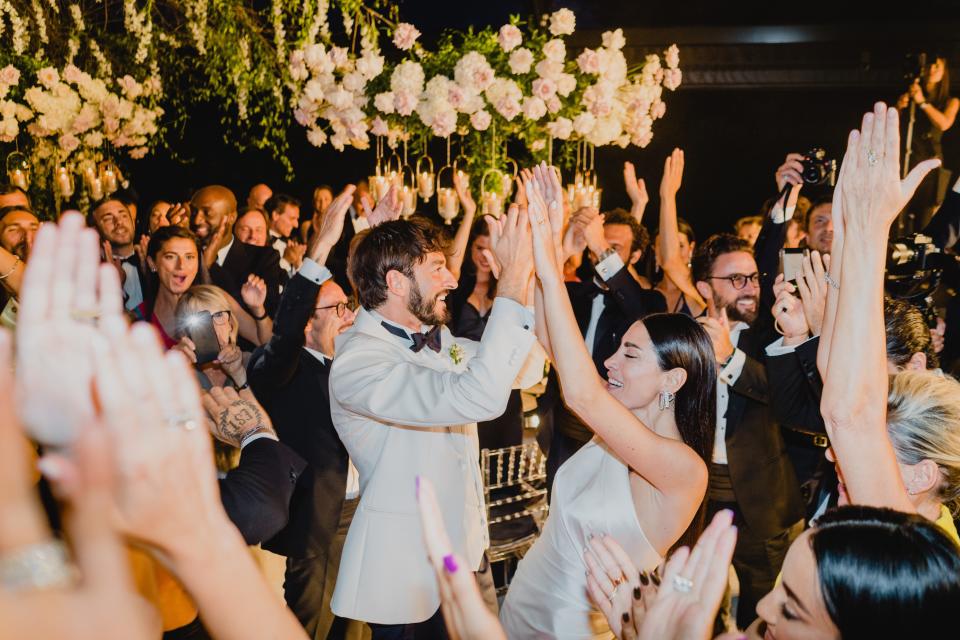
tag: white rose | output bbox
[293,108,311,126]
[543,39,566,62]
[37,67,60,89]
[342,71,366,93]
[508,48,534,75]
[602,29,626,51]
[498,24,523,52]
[374,91,396,114]
[548,8,576,36]
[307,126,327,147]
[546,117,573,140]
[577,49,600,74]
[58,133,80,154]
[454,52,495,91]
[83,131,104,147]
[470,109,491,131]
[392,23,421,51]
[393,90,418,116]
[304,44,333,74]
[329,47,350,69]
[522,96,547,121]
[431,109,457,137]
[535,59,564,81]
[0,101,14,119]
[390,61,425,95]
[586,116,621,146]
[0,65,20,87]
[573,112,596,135]
[532,78,557,100]
[556,73,577,97]
[370,116,389,136]
[356,51,385,79]
[328,88,353,110]
[14,104,32,121]
[0,118,17,142]
[545,95,562,113]
[303,79,325,104]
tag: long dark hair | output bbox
[448,218,497,329]
[143,226,202,318]
[926,57,951,107]
[811,505,960,638]
[640,312,717,548]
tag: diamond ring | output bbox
[867,149,879,166]
[673,575,694,593]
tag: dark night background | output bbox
[129,1,960,238]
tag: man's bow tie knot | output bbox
[381,321,442,353]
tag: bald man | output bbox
[248,183,273,210]
[195,185,285,318]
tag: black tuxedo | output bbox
[247,268,351,638]
[538,264,666,494]
[209,239,287,317]
[219,437,307,545]
[709,324,804,628]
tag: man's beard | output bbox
[408,285,450,326]
[717,292,759,325]
[11,241,28,261]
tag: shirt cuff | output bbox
[492,296,536,332]
[719,348,747,385]
[240,432,279,450]
[594,253,625,281]
[298,258,333,285]
[769,202,794,225]
[765,335,817,357]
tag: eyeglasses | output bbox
[211,310,232,325]
[707,272,761,290]
[316,302,348,317]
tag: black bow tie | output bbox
[381,322,442,353]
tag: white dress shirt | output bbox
[270,231,295,275]
[215,237,234,267]
[712,321,750,464]
[582,252,626,356]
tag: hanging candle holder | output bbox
[368,136,390,203]
[53,164,75,200]
[415,141,435,202]
[99,160,119,196]
[480,166,506,218]
[5,151,30,191]
[436,138,459,225]
[398,140,417,218]
[81,161,103,201]
[501,155,518,201]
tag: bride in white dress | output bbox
[498,165,718,639]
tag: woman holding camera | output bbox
[145,225,271,350]
[898,55,959,224]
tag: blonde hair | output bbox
[887,370,960,516]
[174,285,239,342]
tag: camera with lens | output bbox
[903,52,929,83]
[885,233,955,327]
[801,148,836,187]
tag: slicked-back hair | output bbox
[691,233,752,285]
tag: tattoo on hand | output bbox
[216,400,269,444]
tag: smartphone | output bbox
[184,311,221,365]
[779,248,805,285]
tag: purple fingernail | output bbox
[443,554,458,574]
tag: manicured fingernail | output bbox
[633,587,642,600]
[622,612,630,623]
[37,458,60,480]
[651,573,661,586]
[443,554,458,574]
[638,572,649,586]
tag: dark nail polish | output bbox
[638,571,649,586]
[622,612,630,624]
[633,587,642,600]
[651,573,661,586]
[443,554,458,574]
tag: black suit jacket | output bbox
[247,271,349,560]
[327,209,360,295]
[219,437,306,545]
[540,264,667,444]
[723,327,804,538]
[766,336,826,434]
[209,240,287,317]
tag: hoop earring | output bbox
[658,390,675,411]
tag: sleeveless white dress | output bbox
[499,439,662,639]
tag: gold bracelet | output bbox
[0,255,21,281]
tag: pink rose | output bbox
[577,49,600,74]
[393,23,421,51]
[470,109,491,131]
[498,24,522,52]
[532,78,557,100]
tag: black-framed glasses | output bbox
[211,309,232,325]
[707,272,761,290]
[316,302,348,317]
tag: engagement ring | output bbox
[866,149,879,166]
[673,575,694,593]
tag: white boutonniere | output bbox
[449,343,465,365]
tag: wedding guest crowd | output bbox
[1,97,960,640]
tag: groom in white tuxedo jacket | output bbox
[329,214,542,638]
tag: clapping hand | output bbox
[283,239,307,270]
[365,184,402,227]
[202,386,275,449]
[201,218,229,269]
[485,199,533,305]
[417,476,507,640]
[583,533,645,638]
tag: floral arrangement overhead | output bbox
[288,7,681,173]
[0,1,679,210]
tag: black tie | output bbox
[381,322,442,353]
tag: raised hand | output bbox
[698,300,734,364]
[365,184,402,227]
[659,148,684,199]
[166,202,191,228]
[794,251,829,337]
[417,476,507,640]
[214,342,247,386]
[526,176,563,286]
[772,274,809,343]
[282,239,307,270]
[775,153,806,193]
[453,169,477,216]
[307,184,355,263]
[635,510,737,640]
[624,161,649,220]
[202,386,275,448]
[837,102,940,237]
[485,201,533,305]
[240,274,267,313]
[202,218,229,269]
[15,213,125,447]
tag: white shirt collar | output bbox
[304,346,331,364]
[216,237,234,266]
